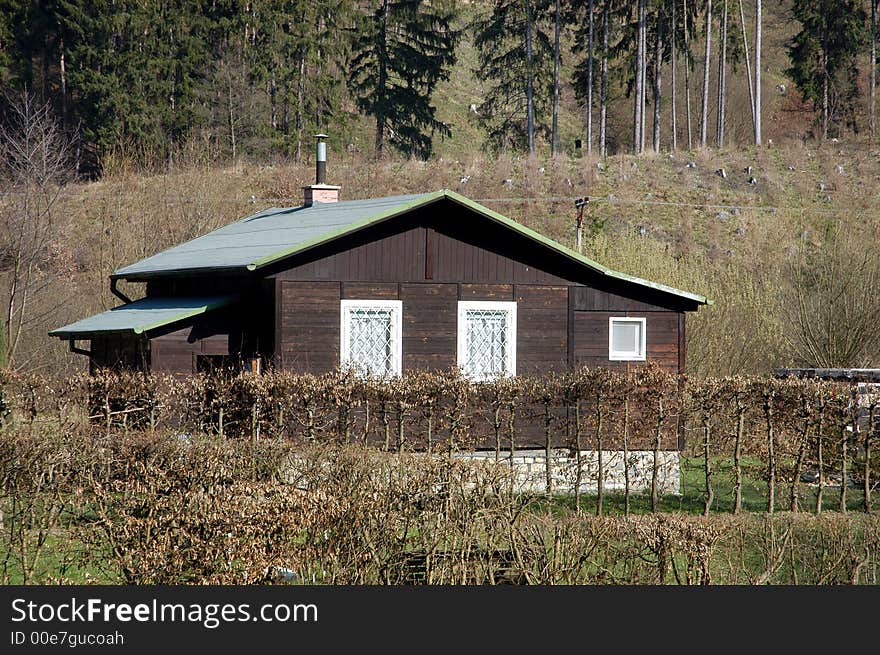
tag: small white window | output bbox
[457,301,517,381]
[341,299,402,377]
[609,317,646,361]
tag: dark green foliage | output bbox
[472,0,553,152]
[787,0,868,137]
[347,0,459,159]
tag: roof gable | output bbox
[113,190,709,306]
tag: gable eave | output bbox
[113,189,711,307]
[439,190,711,307]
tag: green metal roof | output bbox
[49,295,236,339]
[112,189,710,305]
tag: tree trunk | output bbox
[552,0,561,156]
[865,403,875,513]
[640,0,648,152]
[684,0,694,148]
[765,389,775,514]
[295,52,305,162]
[716,0,727,146]
[59,42,67,131]
[574,402,583,511]
[754,0,762,144]
[587,0,595,156]
[270,72,278,131]
[791,405,810,513]
[872,0,877,137]
[822,37,829,141]
[653,9,663,152]
[600,1,609,156]
[623,397,631,515]
[816,399,825,513]
[595,398,604,517]
[375,3,390,158]
[526,1,536,155]
[702,416,713,516]
[227,79,237,168]
[734,402,744,514]
[634,0,645,153]
[700,0,712,148]
[671,0,678,150]
[840,421,848,513]
[651,399,664,513]
[738,0,756,136]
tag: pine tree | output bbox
[473,0,553,153]
[787,0,868,140]
[348,0,459,159]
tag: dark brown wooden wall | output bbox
[150,329,229,374]
[572,310,682,374]
[275,281,571,374]
[90,335,144,372]
[149,312,234,374]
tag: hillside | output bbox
[8,137,870,377]
[3,2,880,375]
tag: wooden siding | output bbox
[277,281,341,373]
[273,223,426,282]
[276,281,571,376]
[570,285,677,313]
[150,323,230,375]
[401,283,457,371]
[516,285,568,374]
[572,310,682,374]
[90,335,144,372]
[342,282,399,299]
[271,206,570,287]
[459,284,514,300]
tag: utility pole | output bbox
[575,197,590,252]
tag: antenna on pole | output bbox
[575,196,589,253]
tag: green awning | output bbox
[49,295,236,339]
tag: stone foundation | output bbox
[454,449,681,495]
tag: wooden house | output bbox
[51,140,710,380]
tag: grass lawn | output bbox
[549,456,880,516]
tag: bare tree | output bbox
[552,0,561,156]
[671,0,679,150]
[640,0,648,152]
[701,0,713,148]
[634,0,646,153]
[738,0,756,135]
[653,8,664,152]
[0,93,71,369]
[684,0,694,148]
[784,232,880,368]
[871,0,877,137]
[526,0,536,154]
[716,0,728,146]
[754,0,762,144]
[600,1,610,156]
[586,0,595,156]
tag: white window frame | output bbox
[457,301,517,381]
[608,316,647,361]
[340,299,403,377]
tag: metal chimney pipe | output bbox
[315,133,328,185]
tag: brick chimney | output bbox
[303,133,340,206]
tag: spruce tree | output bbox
[787,0,868,139]
[473,0,553,153]
[348,0,459,159]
